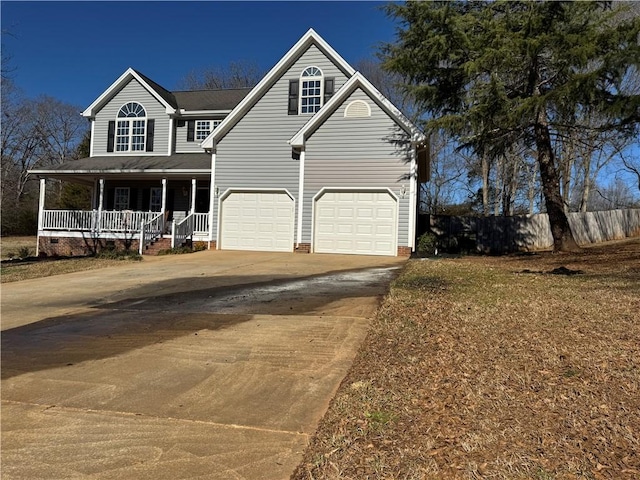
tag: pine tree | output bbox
[382,0,640,251]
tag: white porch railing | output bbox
[139,212,165,254]
[193,213,209,234]
[41,210,160,233]
[171,212,210,248]
[42,210,97,231]
[172,213,195,248]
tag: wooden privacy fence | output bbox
[422,209,640,254]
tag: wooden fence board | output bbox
[421,209,640,254]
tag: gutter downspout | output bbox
[296,148,305,248]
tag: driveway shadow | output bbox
[2,267,399,380]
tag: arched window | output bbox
[116,102,147,152]
[299,66,323,114]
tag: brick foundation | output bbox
[295,243,311,253]
[38,236,140,257]
[397,246,412,257]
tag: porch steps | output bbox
[143,238,173,255]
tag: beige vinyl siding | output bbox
[93,79,170,156]
[213,44,351,240]
[303,89,413,247]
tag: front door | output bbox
[195,187,210,213]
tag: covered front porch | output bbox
[29,154,215,256]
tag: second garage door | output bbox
[220,191,294,252]
[314,190,397,256]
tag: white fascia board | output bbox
[289,73,425,148]
[201,28,356,149]
[178,109,232,116]
[82,68,176,118]
[29,169,210,175]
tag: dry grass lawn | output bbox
[293,238,640,480]
[0,236,37,259]
[1,236,141,283]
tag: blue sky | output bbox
[2,1,397,108]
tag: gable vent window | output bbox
[344,100,371,118]
[108,102,154,153]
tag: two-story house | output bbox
[30,29,427,257]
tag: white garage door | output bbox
[220,191,294,252]
[314,190,397,256]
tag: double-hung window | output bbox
[300,66,323,114]
[116,102,146,152]
[114,187,130,210]
[150,187,162,212]
[195,121,211,141]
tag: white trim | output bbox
[161,178,167,215]
[217,188,296,253]
[208,152,216,248]
[408,148,418,250]
[310,187,399,255]
[190,178,197,215]
[82,68,176,118]
[168,118,174,156]
[201,28,356,149]
[290,72,424,148]
[29,169,211,175]
[38,230,147,240]
[179,109,232,116]
[90,120,95,157]
[296,149,306,246]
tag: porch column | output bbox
[97,178,105,231]
[208,151,216,249]
[35,178,46,257]
[161,178,167,214]
[190,178,197,215]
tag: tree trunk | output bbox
[534,119,580,252]
[481,152,490,216]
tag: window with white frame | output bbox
[114,187,130,210]
[195,120,211,141]
[116,102,146,152]
[150,187,162,212]
[300,66,323,114]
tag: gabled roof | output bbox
[82,68,178,118]
[289,73,425,148]
[200,28,356,149]
[173,88,252,112]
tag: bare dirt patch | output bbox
[292,238,640,480]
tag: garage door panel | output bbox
[220,192,294,252]
[314,190,397,256]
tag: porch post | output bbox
[35,178,46,257]
[190,178,196,215]
[97,178,105,231]
[161,178,167,214]
[208,151,216,249]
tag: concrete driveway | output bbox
[1,250,405,479]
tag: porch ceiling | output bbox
[29,153,212,184]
